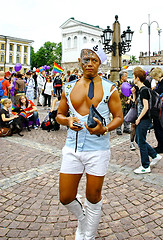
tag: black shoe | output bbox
[27,127,31,131]
[117,130,122,135]
[37,103,42,106]
[18,132,24,137]
[154,147,163,154]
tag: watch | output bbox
[102,126,109,136]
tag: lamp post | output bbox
[158,29,162,53]
[101,15,134,82]
[139,14,160,65]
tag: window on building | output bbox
[24,46,27,53]
[67,37,71,48]
[24,55,27,65]
[83,37,87,44]
[17,45,20,52]
[24,68,27,73]
[9,67,13,72]
[16,55,20,63]
[1,43,5,50]
[74,36,77,48]
[1,53,4,62]
[9,55,13,63]
[10,44,13,51]
[0,67,3,71]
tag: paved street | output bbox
[0,105,163,240]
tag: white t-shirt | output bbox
[44,82,53,95]
[151,79,158,89]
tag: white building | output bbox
[60,17,110,73]
[0,35,34,73]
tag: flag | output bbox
[53,62,64,73]
[11,104,28,119]
[123,66,129,69]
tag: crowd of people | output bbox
[116,67,163,174]
[0,68,85,136]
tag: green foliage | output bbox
[131,55,139,63]
[31,42,62,69]
[30,47,37,69]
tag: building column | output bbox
[21,44,24,65]
[13,43,17,64]
[6,39,10,63]
[27,46,30,65]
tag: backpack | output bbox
[0,79,5,97]
[140,86,163,125]
[41,110,60,132]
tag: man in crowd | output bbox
[56,43,123,239]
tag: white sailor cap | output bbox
[81,43,107,64]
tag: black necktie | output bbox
[88,77,94,99]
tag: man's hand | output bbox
[68,117,83,131]
[84,117,105,135]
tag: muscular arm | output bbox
[56,90,69,126]
[107,87,123,132]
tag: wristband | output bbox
[102,126,109,136]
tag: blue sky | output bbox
[1,0,162,58]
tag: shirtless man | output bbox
[56,44,123,240]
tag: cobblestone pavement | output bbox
[0,104,163,239]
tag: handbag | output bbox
[39,93,44,105]
[0,127,12,137]
[87,104,106,128]
[124,106,137,123]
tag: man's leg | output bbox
[84,174,104,240]
[59,173,85,240]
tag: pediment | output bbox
[60,18,80,29]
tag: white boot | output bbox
[84,198,103,240]
[64,196,85,240]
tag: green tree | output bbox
[131,55,140,64]
[32,41,62,69]
[30,46,36,69]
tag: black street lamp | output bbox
[101,16,134,56]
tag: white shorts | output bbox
[60,146,111,176]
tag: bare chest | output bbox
[70,80,103,116]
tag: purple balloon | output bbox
[47,66,50,70]
[14,63,22,72]
[121,82,132,97]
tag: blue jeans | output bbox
[135,119,157,168]
[29,111,38,127]
[153,118,163,150]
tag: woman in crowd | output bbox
[53,73,62,98]
[0,98,18,132]
[132,67,161,174]
[14,73,26,106]
[150,67,163,154]
[43,75,53,109]
[26,72,35,102]
[18,95,39,129]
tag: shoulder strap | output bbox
[0,79,5,83]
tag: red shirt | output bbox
[18,100,35,118]
[0,78,10,96]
